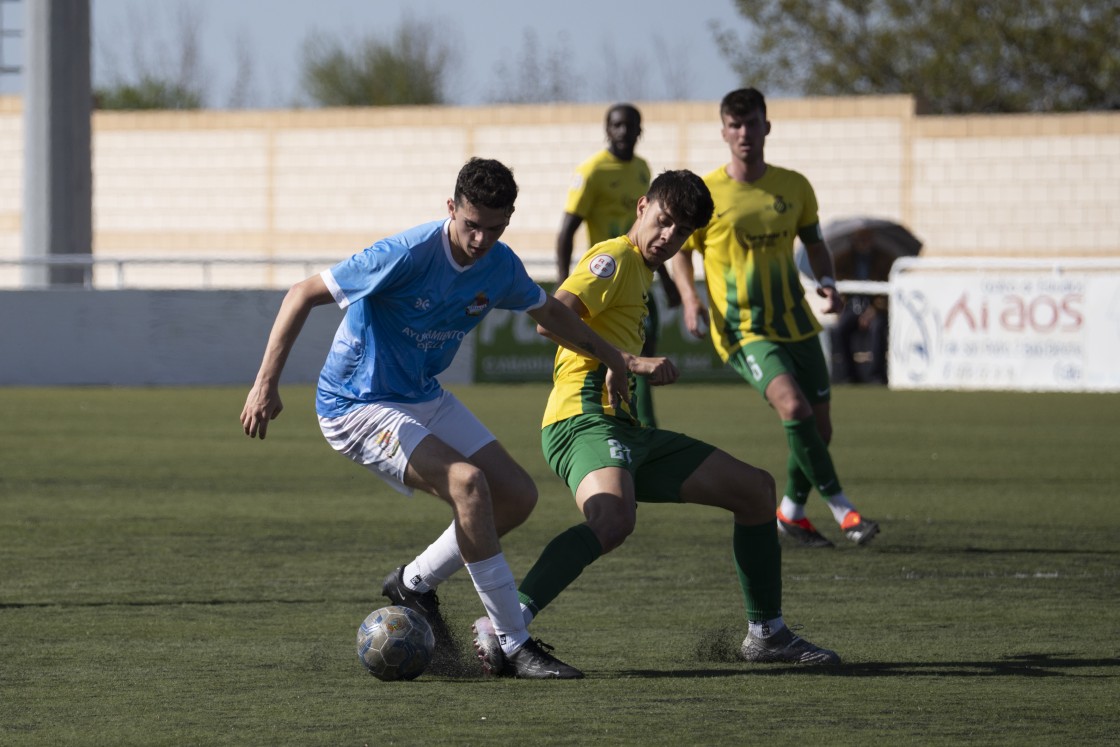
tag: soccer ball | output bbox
[356,605,436,681]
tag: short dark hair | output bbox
[720,88,767,120]
[646,170,714,228]
[606,102,641,127]
[454,158,519,211]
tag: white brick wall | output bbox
[1,96,1117,284]
[95,130,271,232]
[910,131,1120,255]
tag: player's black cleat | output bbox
[777,510,835,548]
[505,638,585,680]
[382,566,449,633]
[472,616,584,679]
[841,512,880,545]
[382,566,460,672]
[740,625,840,665]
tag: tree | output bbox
[300,16,454,106]
[489,29,695,104]
[713,0,1120,113]
[224,29,259,109]
[489,29,580,104]
[94,2,208,110]
[95,77,202,110]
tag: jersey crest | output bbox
[465,292,489,316]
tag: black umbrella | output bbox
[822,217,923,260]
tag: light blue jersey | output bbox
[316,219,546,417]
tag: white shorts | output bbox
[318,390,496,496]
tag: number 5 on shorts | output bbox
[746,354,763,381]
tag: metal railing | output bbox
[3,255,896,293]
[0,254,560,290]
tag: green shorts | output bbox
[728,336,832,405]
[541,414,716,502]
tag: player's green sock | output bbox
[783,417,843,497]
[632,374,656,427]
[784,455,814,507]
[517,524,603,617]
[733,521,782,621]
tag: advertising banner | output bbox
[889,263,1120,392]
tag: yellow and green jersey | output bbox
[541,236,651,428]
[564,150,651,246]
[685,165,823,360]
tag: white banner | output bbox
[889,261,1120,392]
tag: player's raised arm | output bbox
[241,274,334,439]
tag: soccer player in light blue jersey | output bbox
[242,158,673,679]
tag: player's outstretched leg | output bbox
[472,616,584,679]
[681,449,842,668]
[740,625,840,665]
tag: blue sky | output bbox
[1,0,746,107]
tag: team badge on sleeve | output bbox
[588,255,617,279]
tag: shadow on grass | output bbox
[620,653,1120,679]
[871,546,1120,556]
[0,595,378,609]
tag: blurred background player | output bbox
[473,170,840,676]
[241,157,650,678]
[556,103,681,427]
[671,88,879,548]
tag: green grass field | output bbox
[1,383,1117,745]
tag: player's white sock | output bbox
[520,602,535,627]
[825,492,856,525]
[779,496,805,521]
[403,522,464,592]
[465,553,530,655]
[749,617,786,639]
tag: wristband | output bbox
[819,276,836,289]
